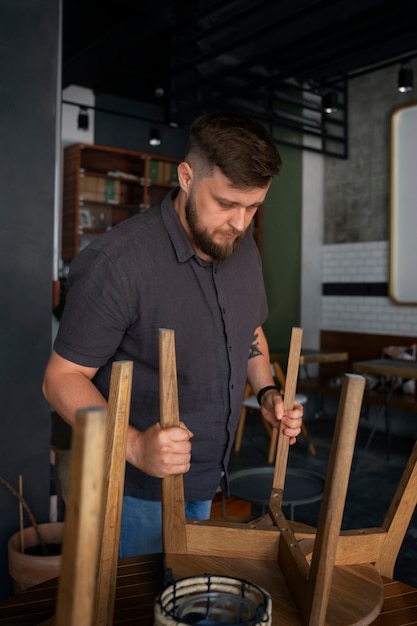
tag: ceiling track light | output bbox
[322,91,339,114]
[77,106,89,131]
[149,128,161,146]
[398,64,413,93]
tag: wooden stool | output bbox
[158,327,417,625]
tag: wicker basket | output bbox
[154,573,271,625]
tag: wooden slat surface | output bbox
[1,555,416,625]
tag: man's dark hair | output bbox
[185,111,282,188]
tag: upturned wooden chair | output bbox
[159,327,417,626]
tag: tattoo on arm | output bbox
[249,333,263,359]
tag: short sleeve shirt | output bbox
[54,190,268,501]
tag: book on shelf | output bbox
[149,159,178,185]
[148,159,159,182]
[80,175,121,203]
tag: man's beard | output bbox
[185,194,243,261]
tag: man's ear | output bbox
[177,161,193,192]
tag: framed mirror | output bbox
[389,102,417,304]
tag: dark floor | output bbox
[227,398,417,589]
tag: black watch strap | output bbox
[257,385,279,406]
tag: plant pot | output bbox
[8,522,64,593]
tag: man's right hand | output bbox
[126,421,193,478]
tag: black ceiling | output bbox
[62,0,417,129]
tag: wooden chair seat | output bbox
[166,555,384,625]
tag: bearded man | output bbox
[43,112,303,556]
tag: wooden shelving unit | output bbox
[62,143,180,261]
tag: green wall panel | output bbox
[261,144,302,351]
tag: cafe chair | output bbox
[159,326,417,626]
[42,360,133,626]
[234,361,316,462]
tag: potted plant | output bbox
[1,474,63,593]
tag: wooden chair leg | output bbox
[268,425,278,464]
[304,423,317,456]
[159,329,187,554]
[234,404,248,452]
[375,438,417,577]
[54,408,108,626]
[272,361,317,458]
[94,361,133,626]
[267,421,315,464]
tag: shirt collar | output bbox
[161,188,200,264]
[160,188,223,272]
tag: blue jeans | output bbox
[119,496,212,558]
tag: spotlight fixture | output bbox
[77,106,89,131]
[149,128,161,146]
[398,64,413,93]
[322,91,339,114]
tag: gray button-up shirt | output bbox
[54,190,268,501]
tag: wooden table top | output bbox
[353,358,417,380]
[0,553,416,625]
[271,348,349,365]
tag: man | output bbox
[43,111,303,557]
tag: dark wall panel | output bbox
[0,0,60,598]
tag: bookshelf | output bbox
[62,143,180,261]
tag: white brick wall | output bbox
[322,241,388,283]
[321,241,417,335]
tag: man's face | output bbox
[184,167,269,261]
